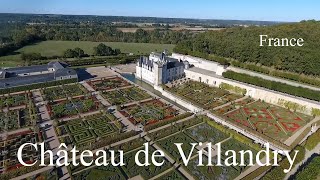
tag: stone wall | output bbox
[185,69,320,115]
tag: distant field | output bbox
[117,27,224,32]
[0,41,175,67]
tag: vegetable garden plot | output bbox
[120,146,171,179]
[0,109,33,132]
[167,81,242,109]
[42,84,88,101]
[223,100,312,142]
[185,123,229,144]
[119,99,179,125]
[212,98,255,116]
[184,156,240,180]
[0,92,31,108]
[73,165,126,180]
[0,131,41,173]
[87,77,131,91]
[47,96,100,119]
[102,86,151,105]
[157,132,197,159]
[155,170,187,180]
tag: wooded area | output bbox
[175,20,320,76]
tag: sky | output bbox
[0,0,319,22]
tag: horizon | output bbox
[1,0,319,22]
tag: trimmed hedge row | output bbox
[222,71,320,102]
[144,112,193,132]
[262,146,306,180]
[232,61,320,88]
[0,78,78,94]
[67,55,140,67]
[304,129,320,151]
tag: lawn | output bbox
[0,41,175,67]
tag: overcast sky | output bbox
[0,0,319,22]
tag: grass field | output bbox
[0,41,175,67]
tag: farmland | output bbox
[0,41,175,66]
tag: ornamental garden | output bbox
[213,99,312,142]
[87,76,131,91]
[102,86,152,105]
[0,130,42,174]
[119,99,180,125]
[166,81,243,110]
[56,113,120,147]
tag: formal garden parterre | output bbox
[56,113,119,147]
[102,86,151,105]
[42,83,89,101]
[87,76,131,91]
[47,95,101,119]
[165,81,243,110]
[0,92,33,109]
[219,100,313,142]
[0,130,42,174]
[119,99,180,125]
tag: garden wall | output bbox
[185,69,320,115]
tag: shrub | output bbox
[223,71,320,102]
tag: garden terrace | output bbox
[42,83,88,101]
[102,86,151,105]
[212,98,255,116]
[0,92,32,109]
[166,81,243,110]
[47,95,100,119]
[0,130,40,173]
[0,108,34,132]
[119,99,179,125]
[156,170,187,180]
[56,114,119,147]
[121,145,171,179]
[184,156,240,180]
[73,165,126,180]
[221,100,313,142]
[87,76,131,91]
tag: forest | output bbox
[174,20,320,76]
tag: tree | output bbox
[93,43,114,56]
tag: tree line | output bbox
[174,20,320,76]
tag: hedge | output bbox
[222,71,320,102]
[231,61,320,88]
[262,146,306,180]
[294,156,320,180]
[144,112,193,132]
[0,78,78,94]
[304,129,320,150]
[219,82,247,95]
[242,166,272,180]
[66,55,140,67]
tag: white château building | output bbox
[135,51,188,85]
[135,51,226,86]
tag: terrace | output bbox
[102,86,151,105]
[166,81,242,110]
[87,76,131,91]
[119,99,179,125]
[218,100,313,142]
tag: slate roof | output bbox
[54,68,77,77]
[166,61,184,69]
[4,65,48,75]
[0,73,54,89]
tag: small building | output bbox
[0,61,77,89]
[136,51,186,85]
